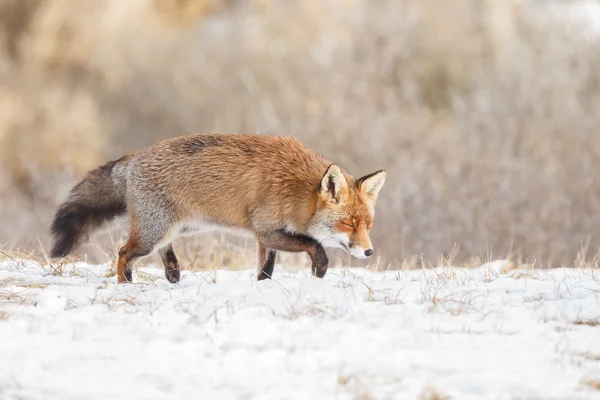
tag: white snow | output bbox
[1,259,600,399]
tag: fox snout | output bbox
[346,241,374,259]
[340,230,374,259]
[350,247,374,259]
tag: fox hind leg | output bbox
[116,214,173,284]
[117,233,154,284]
[257,242,277,281]
[159,243,181,283]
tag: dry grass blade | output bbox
[572,319,600,327]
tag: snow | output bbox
[1,259,599,399]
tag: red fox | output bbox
[50,134,386,283]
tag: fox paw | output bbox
[312,265,328,278]
[165,268,180,283]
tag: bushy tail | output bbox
[50,156,130,258]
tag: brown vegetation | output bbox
[1,0,600,268]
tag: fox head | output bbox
[308,164,386,259]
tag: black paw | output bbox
[257,270,272,281]
[312,265,328,278]
[124,268,133,282]
[165,267,180,283]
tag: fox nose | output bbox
[364,249,373,257]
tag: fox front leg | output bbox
[158,243,181,283]
[256,230,329,279]
[256,242,277,281]
[307,242,328,278]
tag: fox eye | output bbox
[342,221,355,228]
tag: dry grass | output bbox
[0,276,48,305]
[418,387,451,400]
[582,378,600,391]
[572,319,600,327]
[337,374,376,400]
[1,0,600,269]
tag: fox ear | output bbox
[357,170,386,202]
[319,164,349,203]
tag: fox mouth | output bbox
[340,242,360,257]
[340,242,350,253]
[340,242,370,259]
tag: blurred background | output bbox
[1,0,600,270]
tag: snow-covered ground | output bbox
[1,260,599,400]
